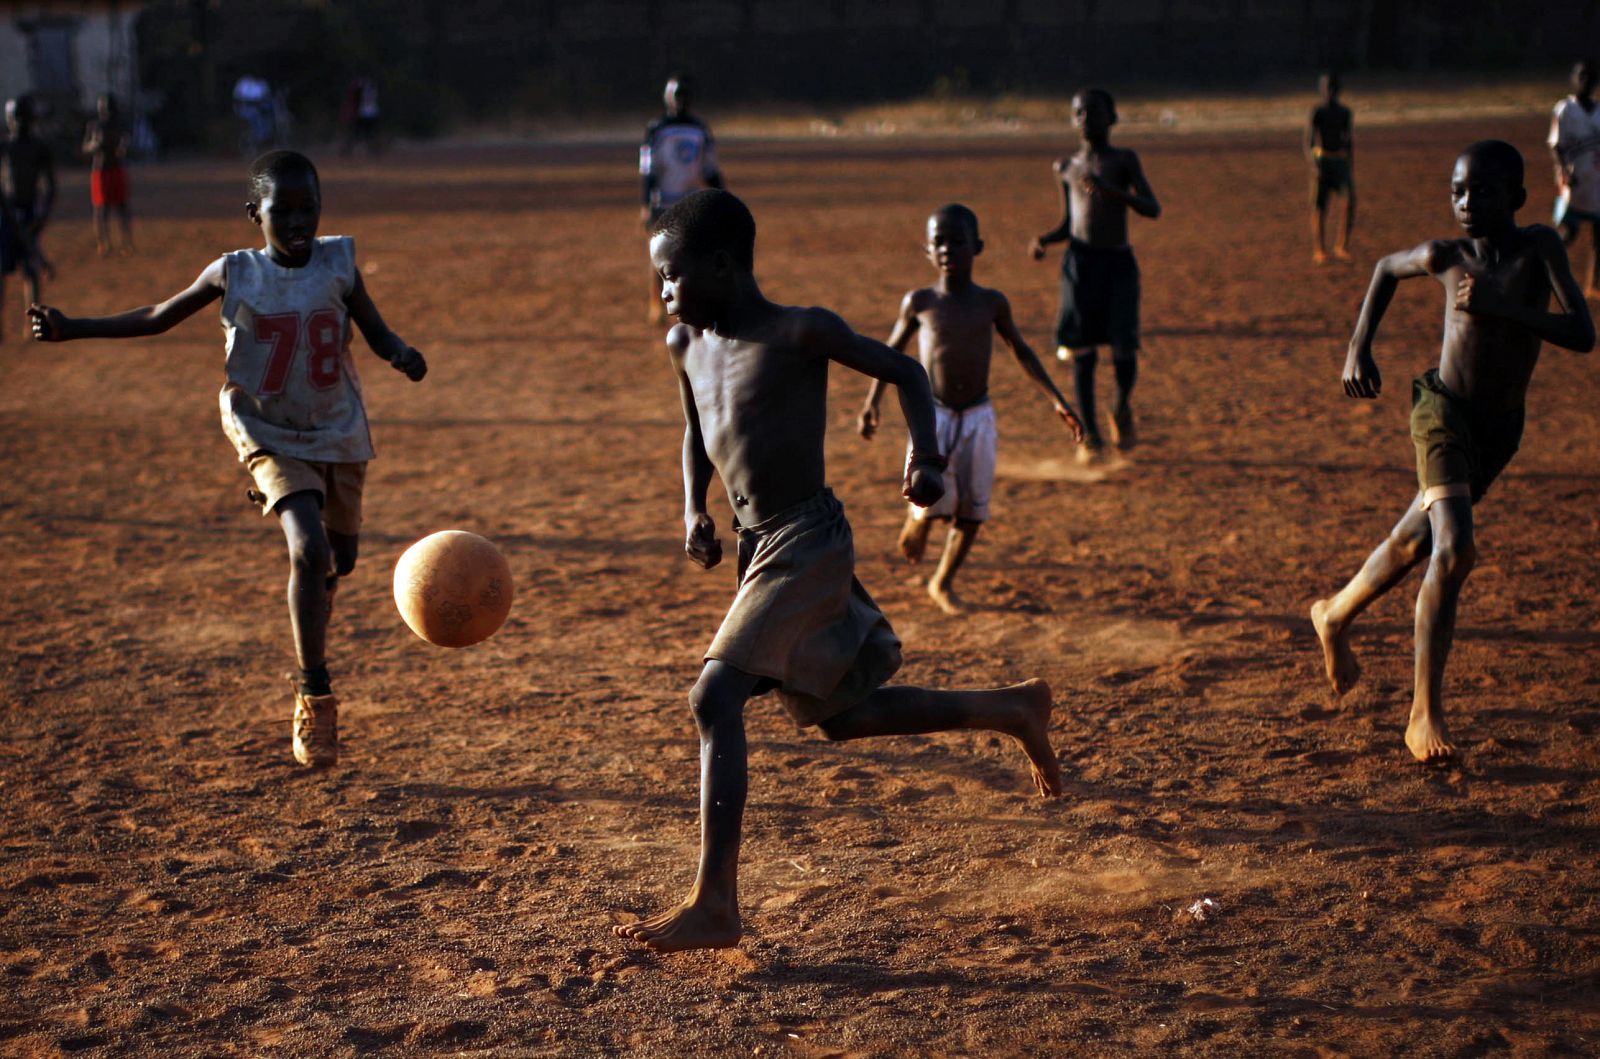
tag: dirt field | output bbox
[2,114,1598,1058]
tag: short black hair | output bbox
[651,188,756,272]
[248,149,320,205]
[930,203,980,241]
[1075,87,1117,124]
[1460,140,1524,189]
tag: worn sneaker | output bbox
[292,691,339,768]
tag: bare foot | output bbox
[1333,246,1352,261]
[1074,442,1102,466]
[927,578,963,615]
[1310,598,1359,696]
[1313,248,1328,265]
[1001,678,1062,797]
[1405,709,1456,764]
[898,515,930,564]
[612,899,740,952]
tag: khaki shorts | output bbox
[245,453,366,535]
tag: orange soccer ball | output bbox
[393,531,514,648]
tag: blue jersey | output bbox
[641,114,721,210]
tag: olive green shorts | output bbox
[1409,369,1522,509]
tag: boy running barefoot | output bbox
[1312,141,1593,763]
[616,189,1061,953]
[30,150,428,769]
[858,204,1084,615]
[1030,87,1160,461]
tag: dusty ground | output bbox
[2,111,1598,1058]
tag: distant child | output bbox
[29,150,428,769]
[1307,71,1356,264]
[640,72,723,323]
[858,203,1084,614]
[1311,141,1593,763]
[616,189,1061,953]
[1030,87,1160,461]
[1,96,56,339]
[83,93,134,256]
[1548,58,1600,296]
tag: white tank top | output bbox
[1550,96,1600,214]
[218,236,374,463]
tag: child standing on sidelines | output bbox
[640,73,723,324]
[29,150,428,769]
[858,204,1084,614]
[616,189,1061,953]
[1311,141,1593,763]
[1031,88,1160,461]
[1,96,56,340]
[83,93,134,257]
[1548,58,1600,296]
[1307,71,1356,264]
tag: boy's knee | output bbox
[688,672,742,730]
[1391,528,1430,566]
[1430,538,1476,581]
[330,535,359,578]
[289,536,331,576]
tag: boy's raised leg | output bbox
[1311,494,1432,696]
[927,519,980,615]
[614,660,757,951]
[819,679,1062,797]
[1407,495,1473,763]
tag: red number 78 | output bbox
[255,309,345,396]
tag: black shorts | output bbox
[1054,242,1139,352]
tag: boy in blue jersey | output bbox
[641,73,723,323]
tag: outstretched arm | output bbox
[1030,159,1073,258]
[670,327,722,568]
[819,310,944,507]
[1343,240,1445,397]
[858,291,919,439]
[346,269,427,380]
[1455,227,1596,352]
[993,292,1085,442]
[29,257,227,341]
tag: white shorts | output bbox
[906,399,997,523]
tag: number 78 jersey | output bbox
[218,236,376,464]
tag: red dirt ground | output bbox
[2,115,1598,1057]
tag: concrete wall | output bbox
[0,1,142,111]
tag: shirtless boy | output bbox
[1311,141,1594,763]
[1,96,56,339]
[858,204,1084,614]
[84,93,134,256]
[616,189,1061,953]
[1307,71,1356,264]
[1031,88,1160,460]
